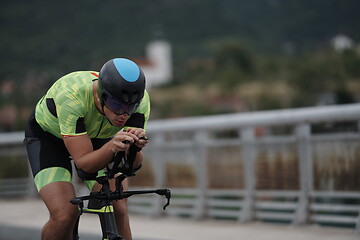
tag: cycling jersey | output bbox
[35,71,150,138]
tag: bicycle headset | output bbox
[97,58,146,115]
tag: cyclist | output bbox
[24,58,150,240]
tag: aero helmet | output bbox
[98,58,146,115]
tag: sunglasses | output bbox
[104,94,139,115]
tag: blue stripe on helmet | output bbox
[113,58,140,82]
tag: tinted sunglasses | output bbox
[104,94,139,115]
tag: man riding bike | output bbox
[24,58,150,240]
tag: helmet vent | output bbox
[121,90,130,103]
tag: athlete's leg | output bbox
[112,178,132,240]
[24,112,78,240]
[39,181,79,240]
[92,178,132,240]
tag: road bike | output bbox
[70,140,171,240]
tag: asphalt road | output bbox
[0,199,359,240]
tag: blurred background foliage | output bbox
[1,0,360,130]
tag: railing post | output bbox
[293,123,312,225]
[151,133,166,217]
[355,212,360,233]
[193,130,209,219]
[239,127,256,222]
[354,120,360,232]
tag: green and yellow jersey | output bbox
[35,71,150,139]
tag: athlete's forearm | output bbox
[74,140,115,173]
[75,141,143,174]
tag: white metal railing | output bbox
[1,103,360,231]
[141,103,360,231]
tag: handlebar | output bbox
[71,188,171,210]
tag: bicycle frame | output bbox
[70,144,171,240]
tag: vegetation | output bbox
[150,44,360,118]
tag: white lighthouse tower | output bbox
[139,40,173,88]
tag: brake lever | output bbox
[154,189,171,210]
[163,194,171,210]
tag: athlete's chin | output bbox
[112,120,125,127]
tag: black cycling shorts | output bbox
[24,111,110,191]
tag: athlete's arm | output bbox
[63,131,140,174]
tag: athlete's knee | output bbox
[49,205,79,226]
[113,199,128,216]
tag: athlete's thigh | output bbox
[39,181,78,217]
[25,126,73,191]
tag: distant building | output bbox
[331,34,354,52]
[134,40,173,88]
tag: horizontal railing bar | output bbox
[208,199,243,208]
[0,131,24,145]
[147,104,360,132]
[169,188,201,196]
[310,191,360,199]
[312,133,360,141]
[255,212,294,220]
[169,199,197,206]
[310,215,358,224]
[310,203,360,212]
[255,201,297,210]
[255,191,301,198]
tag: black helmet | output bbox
[98,58,146,114]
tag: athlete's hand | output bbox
[111,131,139,153]
[125,128,149,149]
